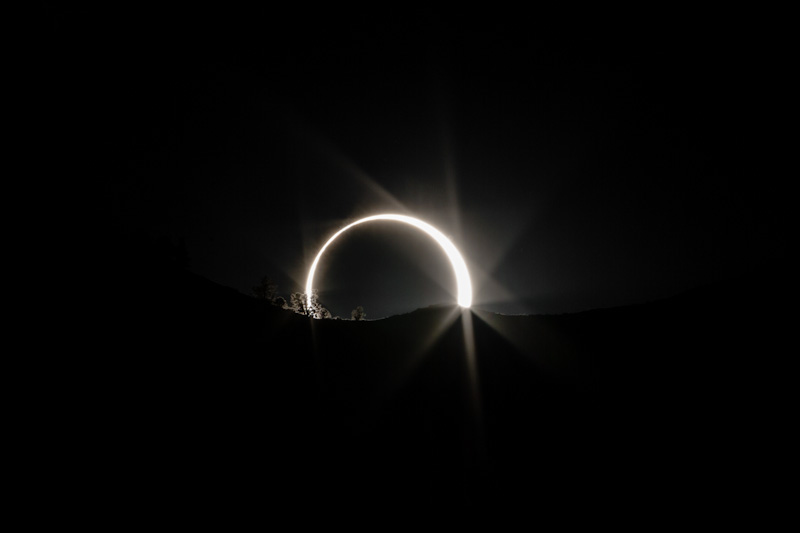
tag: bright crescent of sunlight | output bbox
[306,214,473,310]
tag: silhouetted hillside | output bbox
[75,257,790,517]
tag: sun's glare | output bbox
[306,214,473,310]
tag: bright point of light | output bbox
[306,214,473,310]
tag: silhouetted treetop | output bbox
[351,306,366,321]
[252,276,278,302]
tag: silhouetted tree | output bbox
[287,290,332,318]
[274,296,287,309]
[252,276,278,302]
[351,306,366,321]
[289,292,309,316]
[308,289,332,319]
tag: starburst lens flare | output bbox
[306,214,473,310]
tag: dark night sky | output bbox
[46,6,789,318]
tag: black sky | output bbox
[48,6,789,318]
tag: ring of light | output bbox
[306,214,472,310]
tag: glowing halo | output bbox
[306,214,472,311]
